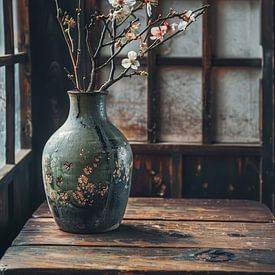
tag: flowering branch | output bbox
[55,0,209,92]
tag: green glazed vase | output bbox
[42,91,133,233]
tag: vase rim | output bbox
[67,90,108,95]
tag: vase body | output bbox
[42,91,133,233]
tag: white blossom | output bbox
[109,0,136,8]
[121,51,140,70]
[178,10,195,31]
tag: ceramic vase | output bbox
[42,91,133,233]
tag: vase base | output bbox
[57,222,120,234]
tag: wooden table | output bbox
[1,198,275,274]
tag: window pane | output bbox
[160,0,203,57]
[15,64,21,153]
[212,68,261,143]
[213,0,262,58]
[0,0,4,55]
[159,67,202,142]
[13,0,20,53]
[0,66,6,168]
[102,68,148,141]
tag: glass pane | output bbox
[160,0,203,57]
[213,0,262,58]
[159,67,202,142]
[101,68,148,141]
[15,64,21,153]
[12,0,20,53]
[213,68,261,143]
[100,2,148,57]
[0,66,6,168]
[0,0,5,55]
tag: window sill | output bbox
[0,149,32,186]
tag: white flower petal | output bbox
[147,3,152,17]
[151,27,159,35]
[160,25,168,35]
[131,65,138,70]
[108,0,117,7]
[126,0,136,6]
[128,50,137,60]
[178,21,187,31]
[150,35,157,40]
[134,60,140,67]
[185,10,193,17]
[122,59,131,68]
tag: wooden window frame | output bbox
[91,0,274,207]
[0,0,31,188]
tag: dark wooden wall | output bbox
[28,0,275,210]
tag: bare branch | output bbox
[54,0,80,90]
[109,20,117,81]
[86,26,96,92]
[76,0,81,69]
[93,20,109,58]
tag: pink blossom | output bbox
[150,26,167,41]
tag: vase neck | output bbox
[68,91,107,120]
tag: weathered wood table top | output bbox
[1,198,275,274]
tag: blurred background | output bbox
[0,0,274,254]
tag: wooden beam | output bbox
[147,6,159,143]
[0,52,28,67]
[3,0,15,164]
[261,0,275,212]
[156,57,262,67]
[202,0,213,144]
[130,143,261,156]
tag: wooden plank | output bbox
[130,143,261,156]
[1,246,275,274]
[261,0,275,212]
[183,156,260,200]
[13,217,275,251]
[131,155,173,197]
[32,198,274,222]
[0,53,28,67]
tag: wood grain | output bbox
[13,218,275,250]
[33,198,274,222]
[2,198,274,274]
[1,246,275,274]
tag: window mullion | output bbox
[3,0,15,164]
[147,4,159,143]
[202,0,213,144]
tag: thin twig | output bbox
[55,0,80,90]
[64,67,77,87]
[142,10,206,55]
[86,26,96,92]
[116,2,143,27]
[76,0,81,69]
[93,21,109,58]
[109,19,116,81]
